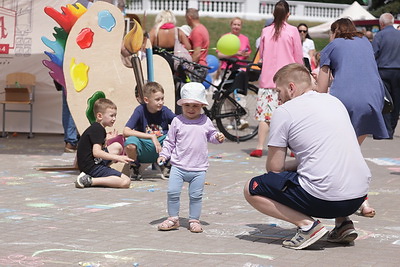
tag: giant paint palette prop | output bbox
[43,2,174,135]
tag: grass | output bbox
[138,14,329,59]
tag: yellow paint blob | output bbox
[70,58,89,92]
[66,3,87,17]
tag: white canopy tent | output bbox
[309,1,376,38]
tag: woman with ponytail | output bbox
[250,0,303,158]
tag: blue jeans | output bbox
[167,166,206,220]
[62,90,78,146]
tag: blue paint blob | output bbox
[98,10,116,32]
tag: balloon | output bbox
[206,54,219,73]
[216,34,240,56]
[202,74,212,89]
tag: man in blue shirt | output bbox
[372,13,400,139]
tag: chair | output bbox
[1,72,35,138]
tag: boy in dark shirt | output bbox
[123,82,176,180]
[76,98,132,188]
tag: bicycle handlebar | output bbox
[157,48,262,71]
[219,57,262,71]
[157,48,210,70]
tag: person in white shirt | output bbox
[298,23,316,70]
[244,63,371,250]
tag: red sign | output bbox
[0,43,9,54]
[0,6,17,54]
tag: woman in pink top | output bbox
[218,17,252,69]
[250,0,303,158]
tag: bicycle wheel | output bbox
[215,84,259,142]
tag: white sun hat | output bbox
[177,82,209,106]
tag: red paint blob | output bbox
[76,28,94,49]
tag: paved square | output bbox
[0,131,399,266]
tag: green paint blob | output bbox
[86,91,106,123]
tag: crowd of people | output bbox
[65,0,399,250]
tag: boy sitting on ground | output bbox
[123,82,176,180]
[75,98,132,188]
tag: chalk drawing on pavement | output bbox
[32,248,274,260]
[365,158,400,166]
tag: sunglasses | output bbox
[298,30,307,33]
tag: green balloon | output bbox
[217,34,240,56]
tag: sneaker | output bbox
[129,162,142,181]
[75,172,92,188]
[327,220,358,243]
[226,121,249,131]
[226,124,234,130]
[282,220,328,250]
[238,120,249,130]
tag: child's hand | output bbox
[157,156,166,166]
[151,135,162,153]
[216,132,225,143]
[106,129,118,140]
[117,155,134,164]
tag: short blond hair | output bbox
[273,63,311,87]
[94,98,117,115]
[143,81,164,98]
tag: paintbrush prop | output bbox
[123,19,145,103]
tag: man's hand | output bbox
[106,129,118,140]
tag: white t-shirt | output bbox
[268,91,371,201]
[302,38,315,60]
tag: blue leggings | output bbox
[167,166,206,220]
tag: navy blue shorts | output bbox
[248,171,366,218]
[88,159,122,178]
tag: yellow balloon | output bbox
[217,34,240,56]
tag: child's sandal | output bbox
[158,217,180,231]
[188,219,203,233]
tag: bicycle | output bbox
[158,49,260,142]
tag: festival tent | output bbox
[308,1,376,38]
[0,0,77,134]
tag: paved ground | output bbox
[0,128,399,266]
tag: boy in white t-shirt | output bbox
[244,63,371,250]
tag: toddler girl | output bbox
[157,82,224,233]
